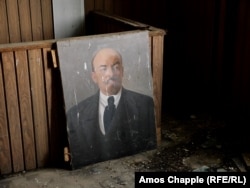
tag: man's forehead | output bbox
[93,49,122,64]
[96,48,118,55]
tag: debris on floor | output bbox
[0,113,249,187]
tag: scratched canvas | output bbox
[57,30,157,169]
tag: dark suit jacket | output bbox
[67,87,156,169]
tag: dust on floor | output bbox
[0,113,248,188]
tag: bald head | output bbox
[92,48,122,72]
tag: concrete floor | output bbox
[1,112,249,188]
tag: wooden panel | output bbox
[131,0,145,21]
[42,48,54,163]
[41,0,54,39]
[6,0,21,43]
[84,0,95,15]
[2,52,24,172]
[43,48,67,166]
[104,0,114,13]
[15,50,36,170]
[95,0,104,10]
[0,56,12,174]
[151,35,164,145]
[216,0,227,88]
[113,0,122,15]
[120,0,134,18]
[0,41,63,175]
[18,0,33,42]
[0,40,55,53]
[1,0,54,44]
[28,49,49,167]
[233,0,250,106]
[30,0,43,41]
[0,0,9,44]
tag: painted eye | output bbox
[113,64,120,71]
[99,67,107,72]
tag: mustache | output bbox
[103,77,119,84]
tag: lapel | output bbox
[121,88,139,125]
[107,88,139,136]
[79,92,101,144]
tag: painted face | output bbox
[91,48,124,96]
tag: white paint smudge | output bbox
[84,62,87,70]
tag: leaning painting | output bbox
[57,30,156,169]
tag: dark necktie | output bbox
[104,96,116,133]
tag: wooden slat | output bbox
[0,0,9,44]
[151,35,165,146]
[2,52,24,172]
[18,0,33,42]
[84,0,95,15]
[15,50,36,170]
[104,0,114,13]
[0,55,12,174]
[233,0,250,106]
[41,0,54,40]
[30,0,43,41]
[131,0,144,21]
[0,39,54,53]
[122,0,134,18]
[113,0,123,15]
[6,0,21,43]
[44,48,67,166]
[28,49,49,167]
[95,0,104,10]
[42,48,53,162]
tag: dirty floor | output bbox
[1,112,249,188]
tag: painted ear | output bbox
[91,72,97,83]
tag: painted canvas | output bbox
[57,30,157,169]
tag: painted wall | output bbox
[52,0,85,39]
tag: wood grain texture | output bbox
[30,0,43,41]
[104,0,114,13]
[1,0,54,43]
[28,49,49,167]
[113,0,122,15]
[95,0,104,10]
[151,35,164,145]
[15,50,36,170]
[41,0,54,39]
[0,40,54,52]
[6,0,21,43]
[0,55,12,174]
[2,52,24,172]
[18,0,33,42]
[84,0,95,15]
[42,48,53,162]
[0,0,9,44]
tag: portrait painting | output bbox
[57,30,157,169]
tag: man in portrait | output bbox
[67,47,156,169]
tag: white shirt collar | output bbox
[100,89,122,108]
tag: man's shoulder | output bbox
[123,88,154,102]
[67,93,98,114]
